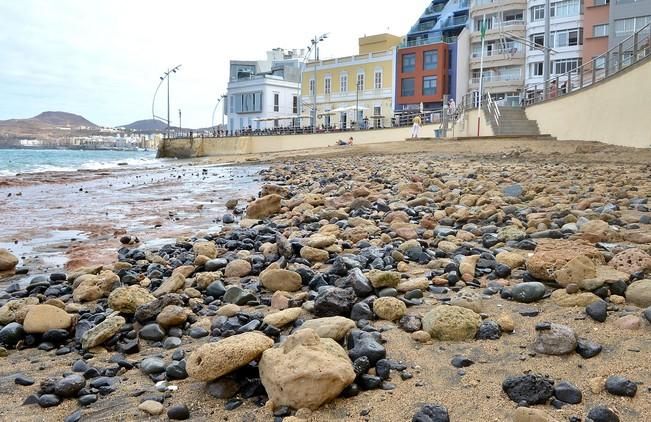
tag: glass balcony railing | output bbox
[411,20,436,33]
[444,15,468,28]
[400,35,459,48]
[470,72,522,84]
[458,0,470,8]
[424,4,445,15]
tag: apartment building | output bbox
[469,0,527,105]
[300,34,400,130]
[609,0,651,47]
[395,0,470,115]
[583,0,610,67]
[525,0,585,87]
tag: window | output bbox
[402,53,416,72]
[504,11,523,22]
[309,79,315,96]
[550,0,581,19]
[475,17,493,31]
[401,78,415,96]
[550,28,583,48]
[530,62,544,77]
[615,16,651,36]
[233,92,262,113]
[340,73,348,93]
[593,24,608,37]
[553,58,582,74]
[594,0,609,5]
[530,33,544,50]
[374,71,382,89]
[357,73,365,91]
[530,5,544,21]
[292,96,298,114]
[593,56,606,70]
[229,96,234,113]
[424,50,438,70]
[373,106,381,116]
[273,93,279,112]
[423,76,437,96]
[324,77,331,95]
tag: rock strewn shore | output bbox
[0,141,650,421]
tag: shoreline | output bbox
[0,138,650,421]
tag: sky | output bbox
[0,0,428,128]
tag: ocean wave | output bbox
[0,156,160,176]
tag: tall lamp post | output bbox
[178,109,182,137]
[152,64,182,139]
[356,79,361,130]
[211,94,227,134]
[310,34,328,134]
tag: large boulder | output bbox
[259,329,355,410]
[298,316,356,341]
[608,248,651,275]
[422,305,481,341]
[186,332,273,381]
[0,297,39,325]
[525,240,604,281]
[260,269,302,292]
[108,286,156,314]
[625,280,651,308]
[81,315,126,349]
[72,270,120,302]
[246,194,282,219]
[23,304,74,334]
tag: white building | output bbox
[225,49,304,134]
[525,0,584,88]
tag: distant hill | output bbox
[120,119,168,132]
[0,111,104,143]
[32,111,98,128]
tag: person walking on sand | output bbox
[411,114,422,138]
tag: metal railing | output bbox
[524,23,651,106]
[445,15,469,28]
[486,91,501,127]
[470,71,522,84]
[400,34,459,48]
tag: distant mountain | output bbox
[32,111,98,128]
[120,119,168,132]
[0,111,104,143]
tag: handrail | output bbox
[486,91,501,127]
[524,23,651,105]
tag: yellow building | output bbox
[301,33,401,129]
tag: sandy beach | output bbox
[0,138,650,422]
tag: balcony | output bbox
[400,34,458,48]
[423,3,445,16]
[411,20,437,33]
[469,72,523,86]
[444,15,469,28]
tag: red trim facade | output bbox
[396,43,448,108]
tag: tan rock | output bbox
[187,332,273,381]
[579,219,613,242]
[614,315,641,330]
[422,305,481,341]
[497,312,515,333]
[373,297,406,321]
[263,307,302,327]
[459,255,480,277]
[138,400,164,415]
[306,234,336,248]
[367,270,401,288]
[23,304,74,334]
[156,305,189,327]
[554,255,597,287]
[625,279,651,307]
[271,291,292,310]
[152,273,186,297]
[108,286,155,314]
[513,407,559,422]
[260,269,302,292]
[580,266,629,291]
[217,303,241,317]
[0,249,18,274]
[396,277,430,292]
[550,289,601,307]
[411,330,431,342]
[526,239,604,281]
[0,297,39,325]
[81,315,126,349]
[397,261,409,272]
[195,272,221,290]
[259,329,355,410]
[589,376,605,394]
[73,270,120,302]
[193,241,217,259]
[224,259,252,278]
[610,294,625,304]
[608,248,651,275]
[496,251,526,269]
[437,241,458,254]
[299,246,329,262]
[246,194,282,219]
[172,265,195,278]
[44,298,65,309]
[299,316,355,341]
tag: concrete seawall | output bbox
[157,125,423,158]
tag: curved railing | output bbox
[524,23,651,105]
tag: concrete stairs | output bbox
[486,106,542,136]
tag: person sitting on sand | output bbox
[347,137,353,146]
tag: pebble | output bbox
[167,404,190,420]
[14,374,35,386]
[412,403,450,422]
[586,300,607,322]
[502,374,554,405]
[138,399,164,415]
[586,405,620,422]
[605,376,637,397]
[553,380,582,404]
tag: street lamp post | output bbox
[211,94,227,135]
[178,109,182,137]
[310,34,328,134]
[152,64,182,139]
[356,79,362,130]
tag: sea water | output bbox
[0,148,158,176]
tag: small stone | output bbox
[476,320,501,340]
[298,316,355,341]
[54,374,86,398]
[451,356,474,368]
[497,313,515,333]
[217,304,240,317]
[625,279,651,307]
[613,315,641,330]
[553,380,582,404]
[372,297,406,321]
[81,316,125,349]
[586,300,607,322]
[576,338,602,359]
[38,394,61,408]
[411,330,431,343]
[260,269,302,292]
[206,378,240,399]
[139,400,164,415]
[412,403,450,422]
[586,405,620,422]
[367,270,401,288]
[141,357,166,375]
[263,308,302,328]
[167,404,190,420]
[14,374,35,386]
[502,374,554,405]
[511,282,546,303]
[533,323,577,355]
[139,323,166,341]
[605,376,637,397]
[422,306,481,341]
